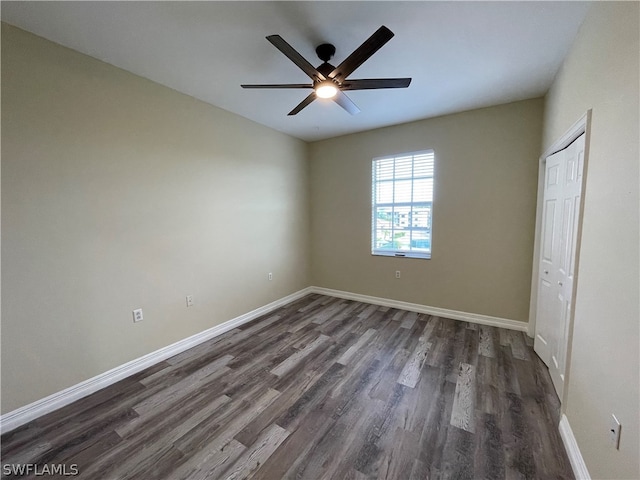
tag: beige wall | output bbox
[542,3,639,479]
[1,25,310,413]
[309,99,543,322]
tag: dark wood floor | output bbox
[1,294,574,480]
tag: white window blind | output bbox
[372,150,434,259]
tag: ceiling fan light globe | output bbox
[315,82,338,99]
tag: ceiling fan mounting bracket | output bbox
[315,43,336,63]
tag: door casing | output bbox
[528,110,591,408]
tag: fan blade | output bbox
[332,90,361,115]
[329,26,394,82]
[341,78,411,90]
[267,35,326,82]
[241,84,313,89]
[288,92,317,116]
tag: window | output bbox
[372,150,434,259]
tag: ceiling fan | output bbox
[241,26,411,116]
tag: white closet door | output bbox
[534,133,585,399]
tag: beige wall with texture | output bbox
[309,99,543,322]
[542,3,639,478]
[1,24,310,413]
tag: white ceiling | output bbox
[1,1,590,142]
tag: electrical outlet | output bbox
[268,272,273,281]
[395,270,401,279]
[186,295,194,307]
[132,308,143,323]
[610,414,621,449]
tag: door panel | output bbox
[542,200,556,263]
[535,150,563,367]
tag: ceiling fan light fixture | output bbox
[315,81,338,99]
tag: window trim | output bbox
[371,149,435,260]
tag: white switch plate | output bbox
[610,414,621,449]
[133,308,143,323]
[186,295,194,307]
[268,272,273,281]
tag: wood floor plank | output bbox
[234,353,338,448]
[116,393,231,439]
[369,347,412,402]
[450,362,477,433]
[392,364,441,434]
[415,369,456,473]
[221,424,289,480]
[461,327,480,367]
[474,413,505,480]
[478,325,497,358]
[164,329,240,367]
[439,424,476,480]
[507,330,530,361]
[1,377,146,459]
[248,407,332,480]
[171,438,246,480]
[76,392,230,479]
[295,395,384,480]
[376,426,419,480]
[173,387,280,455]
[1,295,574,480]
[297,295,327,312]
[275,362,344,431]
[358,303,381,319]
[520,395,573,480]
[133,354,233,416]
[476,379,500,415]
[311,299,348,324]
[499,391,537,479]
[400,311,418,329]
[497,345,522,395]
[63,430,123,475]
[397,322,433,388]
[338,328,377,365]
[270,334,330,377]
[6,396,142,468]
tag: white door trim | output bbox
[528,110,591,407]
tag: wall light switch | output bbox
[186,295,194,307]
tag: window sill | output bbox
[372,251,431,260]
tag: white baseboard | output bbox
[0,287,314,434]
[559,414,591,480]
[527,322,536,338]
[309,286,527,332]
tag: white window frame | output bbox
[371,150,435,259]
